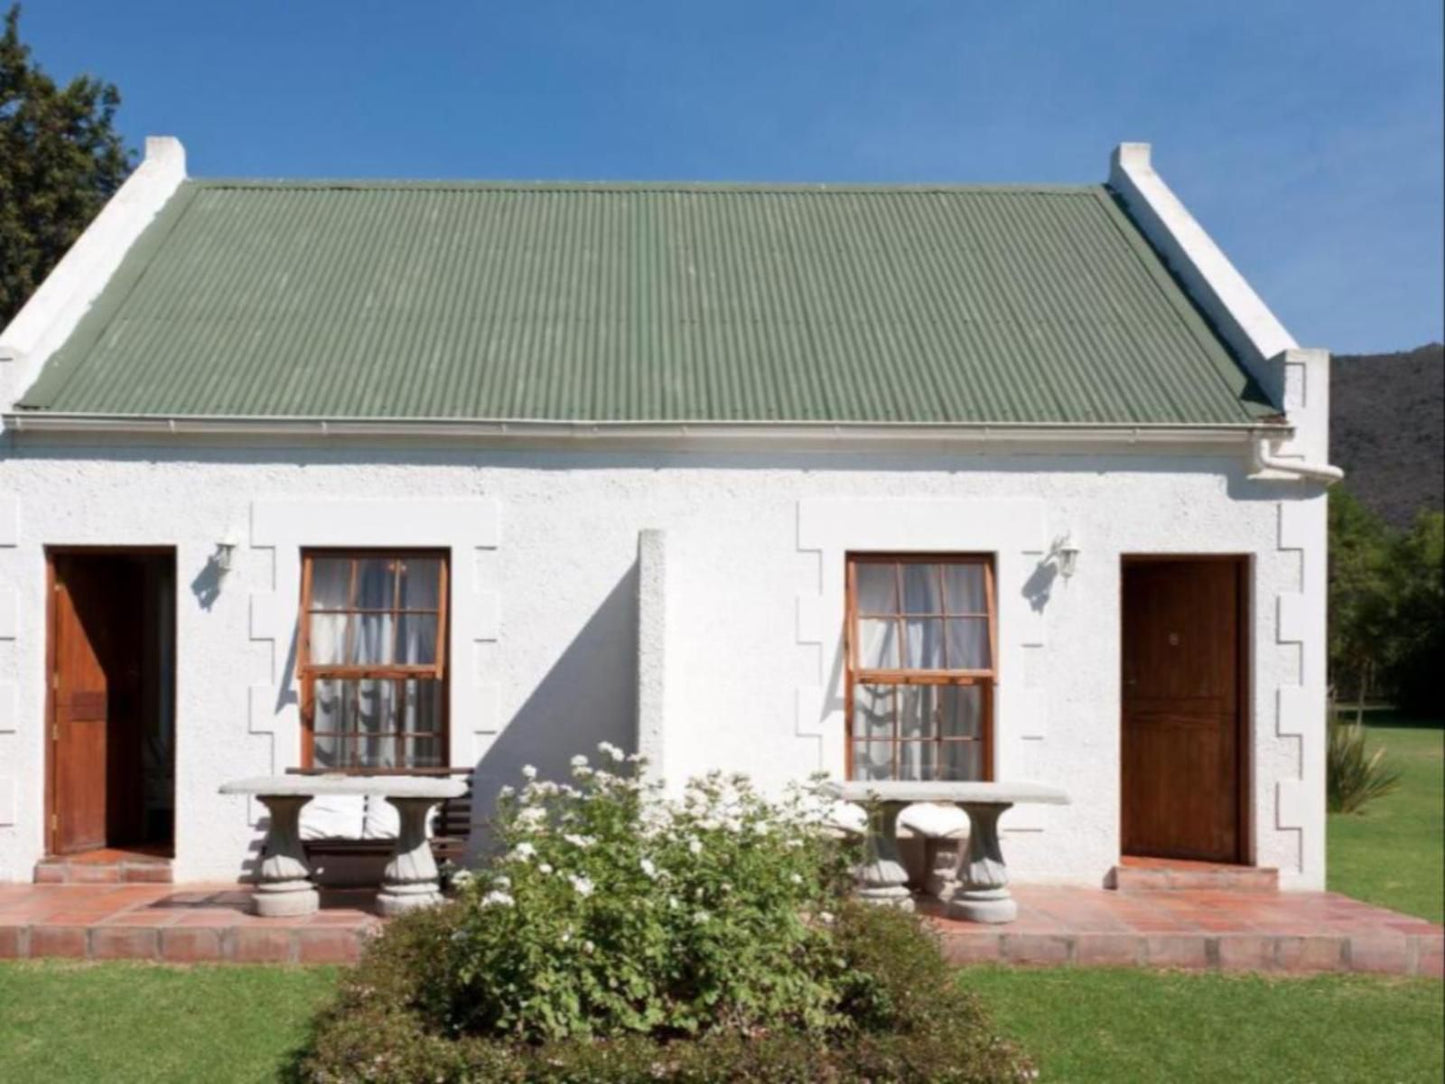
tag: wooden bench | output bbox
[284,767,475,868]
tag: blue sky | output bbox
[21,0,1444,353]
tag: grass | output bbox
[0,961,337,1083]
[964,967,1445,1084]
[1327,714,1444,923]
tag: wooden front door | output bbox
[48,554,147,854]
[1121,558,1247,863]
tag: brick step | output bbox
[935,926,1442,977]
[34,854,173,885]
[1107,862,1278,893]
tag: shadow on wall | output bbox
[469,564,641,851]
[189,553,226,611]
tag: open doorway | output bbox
[46,548,176,858]
[1120,556,1249,864]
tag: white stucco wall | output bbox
[0,441,1327,888]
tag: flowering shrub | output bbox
[444,746,854,1040]
[295,747,1035,1082]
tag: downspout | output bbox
[1253,436,1344,485]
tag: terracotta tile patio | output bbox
[0,882,1439,976]
[0,884,380,964]
[926,887,1443,977]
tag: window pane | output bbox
[311,559,352,610]
[852,741,893,781]
[940,741,983,781]
[902,563,943,614]
[314,731,340,770]
[402,679,443,735]
[350,613,395,665]
[397,615,438,665]
[945,618,990,670]
[309,613,349,665]
[356,559,395,610]
[406,735,444,768]
[853,684,894,741]
[904,618,947,668]
[857,618,900,669]
[897,741,934,781]
[937,685,983,739]
[314,678,343,732]
[854,563,898,614]
[400,558,441,611]
[354,678,396,737]
[898,684,936,741]
[943,564,987,615]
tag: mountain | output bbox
[1330,343,1444,528]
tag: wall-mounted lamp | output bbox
[1053,532,1080,579]
[214,533,239,574]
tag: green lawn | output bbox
[0,961,336,1083]
[964,967,1444,1084]
[1327,717,1444,923]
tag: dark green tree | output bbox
[1327,488,1395,718]
[1,3,131,326]
[1386,510,1444,715]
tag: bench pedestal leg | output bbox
[252,795,319,917]
[377,796,445,917]
[947,802,1017,924]
[854,800,914,911]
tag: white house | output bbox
[0,138,1338,890]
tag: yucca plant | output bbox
[1327,711,1402,814]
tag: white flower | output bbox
[668,896,680,909]
[789,873,803,886]
[510,842,536,862]
[687,838,703,856]
[494,875,510,889]
[450,869,475,886]
[516,806,546,828]
[521,765,537,781]
[497,785,515,799]
[692,910,709,925]
[583,939,595,954]
[539,862,554,875]
[640,857,657,879]
[819,910,835,924]
[569,874,595,897]
[563,833,593,849]
[598,741,626,763]
[482,890,514,907]
[570,754,589,769]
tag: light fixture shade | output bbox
[1055,532,1080,579]
[215,535,239,572]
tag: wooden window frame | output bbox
[297,549,450,771]
[844,553,997,782]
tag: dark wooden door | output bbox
[49,555,146,854]
[1121,558,1245,863]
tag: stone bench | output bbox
[220,775,466,917]
[823,780,1071,923]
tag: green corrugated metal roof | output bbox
[18,179,1277,425]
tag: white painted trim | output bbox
[0,137,187,414]
[1108,142,1295,400]
[636,529,667,775]
[1,410,1286,455]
